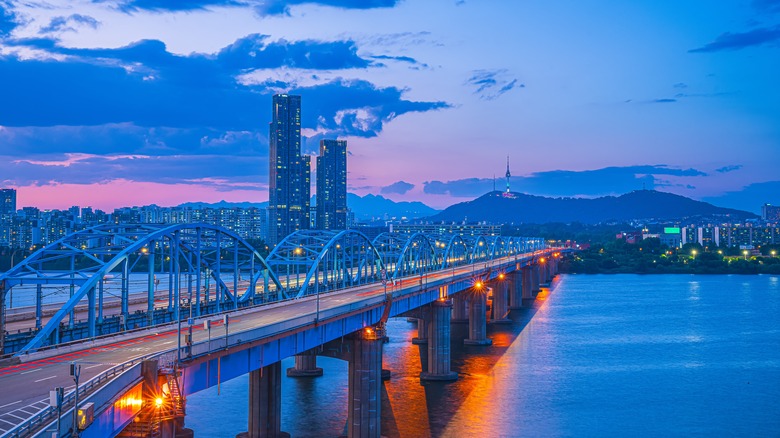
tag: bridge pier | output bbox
[509,271,522,310]
[286,350,323,377]
[464,290,492,346]
[420,299,458,381]
[531,265,541,294]
[411,307,429,345]
[451,293,468,324]
[346,327,384,438]
[239,362,289,438]
[490,279,511,323]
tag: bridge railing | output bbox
[3,353,161,438]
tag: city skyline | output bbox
[0,1,779,213]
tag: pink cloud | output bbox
[15,179,269,210]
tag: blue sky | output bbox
[0,0,778,212]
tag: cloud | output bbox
[673,82,688,89]
[703,180,780,213]
[0,152,267,189]
[370,54,427,68]
[465,69,521,100]
[753,0,780,14]
[380,180,414,195]
[255,0,400,16]
[40,14,100,33]
[423,165,707,198]
[106,0,400,14]
[104,0,249,13]
[1,1,17,37]
[689,25,780,52]
[1,36,446,138]
[653,98,677,103]
[715,164,742,173]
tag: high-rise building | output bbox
[762,204,780,222]
[316,139,347,230]
[268,94,311,245]
[1,188,17,246]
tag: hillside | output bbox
[429,190,757,224]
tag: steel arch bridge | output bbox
[0,225,545,355]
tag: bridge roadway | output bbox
[0,250,552,437]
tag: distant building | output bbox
[762,204,780,222]
[316,139,347,230]
[267,94,310,245]
[391,223,500,237]
[1,188,17,246]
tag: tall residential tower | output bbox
[268,94,311,246]
[316,140,347,230]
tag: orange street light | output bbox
[155,397,163,408]
[474,281,483,289]
[498,273,505,280]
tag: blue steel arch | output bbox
[266,229,387,298]
[389,232,439,280]
[2,223,283,355]
[441,234,470,268]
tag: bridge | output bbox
[0,224,562,438]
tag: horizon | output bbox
[1,1,779,213]
[4,188,765,216]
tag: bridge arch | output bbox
[265,229,387,298]
[1,224,282,354]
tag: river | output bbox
[185,274,780,437]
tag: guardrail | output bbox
[2,351,168,438]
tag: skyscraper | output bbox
[316,140,347,230]
[268,94,311,246]
[0,189,17,246]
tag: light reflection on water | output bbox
[186,274,780,437]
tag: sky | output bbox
[0,0,778,213]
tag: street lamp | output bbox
[691,249,697,260]
[772,250,777,258]
[743,250,749,260]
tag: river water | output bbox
[185,274,780,437]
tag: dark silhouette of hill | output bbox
[429,190,757,224]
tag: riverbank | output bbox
[562,239,780,275]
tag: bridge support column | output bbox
[411,307,429,344]
[465,291,492,346]
[490,280,511,324]
[509,272,522,310]
[346,327,384,438]
[521,267,534,304]
[240,363,289,438]
[531,265,541,294]
[287,351,323,377]
[421,299,458,381]
[451,293,467,324]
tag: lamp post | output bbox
[743,250,749,260]
[772,250,777,258]
[691,249,697,261]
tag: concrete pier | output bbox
[411,308,429,344]
[347,327,384,438]
[286,351,323,377]
[464,291,492,346]
[420,299,458,381]
[490,278,511,323]
[239,363,288,438]
[451,293,468,324]
[508,271,521,310]
[531,265,541,293]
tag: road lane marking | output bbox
[8,413,26,420]
[20,368,41,375]
[34,376,57,383]
[84,364,104,369]
[0,401,21,409]
[0,417,18,426]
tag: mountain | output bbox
[177,194,439,221]
[429,190,757,224]
[347,193,439,221]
